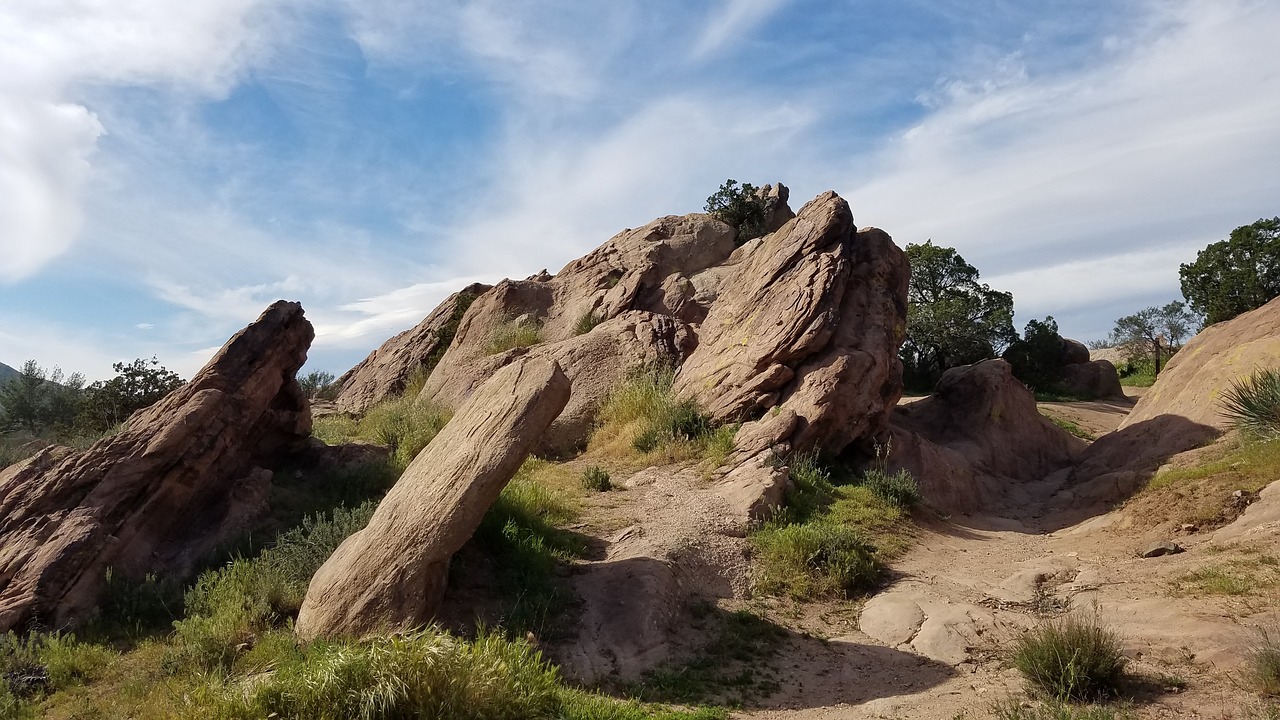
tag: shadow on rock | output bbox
[1044,413,1221,529]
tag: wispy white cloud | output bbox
[692,0,788,59]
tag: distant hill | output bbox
[0,362,18,385]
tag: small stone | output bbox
[1233,490,1245,498]
[1180,523,1198,533]
[1141,541,1184,558]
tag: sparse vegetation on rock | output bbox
[704,179,768,244]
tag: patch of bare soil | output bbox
[1037,395,1136,439]
[528,396,1274,718]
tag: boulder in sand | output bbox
[295,357,571,641]
[889,359,1085,513]
[0,301,313,632]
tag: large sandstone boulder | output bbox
[332,283,489,413]
[295,357,571,641]
[418,213,741,412]
[0,301,313,632]
[672,191,909,456]
[1059,359,1124,400]
[1063,298,1280,506]
[889,360,1085,513]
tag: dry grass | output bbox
[1126,437,1280,531]
[485,317,544,354]
[1169,549,1280,598]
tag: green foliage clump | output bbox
[860,467,920,509]
[901,240,1016,391]
[1012,614,1128,702]
[1220,368,1280,439]
[992,697,1137,720]
[299,370,339,400]
[1180,217,1280,325]
[1103,301,1197,377]
[1245,626,1280,697]
[0,360,86,436]
[485,317,544,355]
[751,455,913,600]
[78,356,184,434]
[705,179,768,244]
[1004,316,1067,392]
[0,631,115,707]
[574,310,604,336]
[313,394,450,470]
[596,365,730,461]
[581,465,612,491]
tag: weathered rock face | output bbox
[1123,296,1280,431]
[295,357,571,641]
[1062,298,1280,507]
[332,283,489,414]
[672,191,909,457]
[420,213,739,410]
[889,360,1085,513]
[0,301,314,632]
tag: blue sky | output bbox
[2,0,1278,380]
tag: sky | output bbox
[2,0,1278,381]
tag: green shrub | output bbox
[574,311,603,336]
[1221,369,1280,439]
[485,318,544,354]
[0,631,114,700]
[581,465,612,492]
[1013,614,1127,701]
[596,365,728,461]
[1246,626,1280,696]
[751,521,880,599]
[313,395,450,470]
[704,179,768,244]
[860,468,920,509]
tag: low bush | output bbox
[1246,626,1280,697]
[1013,614,1127,701]
[574,311,603,336]
[594,365,732,463]
[581,465,612,491]
[486,318,544,355]
[312,395,450,470]
[752,521,879,598]
[1221,368,1280,439]
[860,468,920,509]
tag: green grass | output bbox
[592,365,737,465]
[574,310,604,336]
[581,465,612,491]
[1222,369,1280,439]
[630,606,786,707]
[750,455,913,600]
[485,317,544,354]
[1012,614,1128,702]
[1246,626,1280,697]
[312,394,451,470]
[992,697,1137,720]
[1042,412,1097,441]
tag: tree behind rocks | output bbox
[900,241,1016,391]
[1105,301,1198,376]
[77,357,184,434]
[1180,217,1280,324]
[705,179,768,244]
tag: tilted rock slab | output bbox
[0,301,313,632]
[889,359,1085,513]
[332,283,490,414]
[672,191,910,456]
[295,357,571,641]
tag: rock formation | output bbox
[1064,297,1280,505]
[1004,331,1123,399]
[672,191,910,457]
[0,301,313,632]
[889,360,1085,513]
[295,357,571,641]
[332,283,490,414]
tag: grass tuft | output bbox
[1245,626,1280,697]
[1221,369,1280,439]
[574,310,604,336]
[581,465,612,492]
[1012,613,1128,702]
[860,467,920,509]
[485,317,544,355]
[991,697,1137,720]
[593,365,734,465]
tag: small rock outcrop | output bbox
[889,360,1085,513]
[295,357,571,641]
[1004,332,1123,399]
[332,283,490,414]
[672,191,910,457]
[0,301,313,632]
[1059,359,1124,400]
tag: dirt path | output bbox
[731,391,1271,719]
